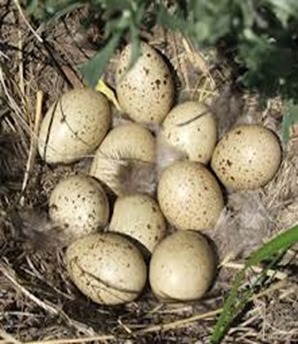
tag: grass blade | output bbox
[80,32,121,88]
[281,100,298,147]
[211,225,298,344]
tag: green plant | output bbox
[26,0,154,87]
[282,100,298,146]
[210,224,298,343]
[25,0,298,98]
[25,0,298,144]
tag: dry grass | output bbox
[0,1,298,343]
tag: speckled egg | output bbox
[116,42,175,125]
[49,175,109,244]
[211,124,282,190]
[38,88,111,164]
[109,193,166,253]
[159,101,217,164]
[157,161,224,230]
[65,232,147,305]
[149,230,216,302]
[90,122,156,194]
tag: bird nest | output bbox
[0,3,297,344]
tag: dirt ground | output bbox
[0,1,297,343]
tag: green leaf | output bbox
[281,101,298,146]
[26,0,39,14]
[245,226,298,266]
[26,0,86,20]
[47,1,85,20]
[211,224,298,344]
[79,33,121,88]
[156,5,189,33]
[262,0,298,26]
[91,0,131,9]
[128,23,141,69]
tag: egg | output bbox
[90,122,156,195]
[116,42,175,125]
[157,161,224,230]
[159,101,217,164]
[65,232,147,305]
[38,88,111,164]
[211,124,282,190]
[49,175,109,244]
[109,193,166,253]
[149,230,216,302]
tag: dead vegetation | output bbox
[0,1,297,343]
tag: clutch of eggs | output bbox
[38,40,283,307]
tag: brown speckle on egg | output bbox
[159,101,217,164]
[109,193,166,253]
[49,175,109,244]
[149,231,216,302]
[116,42,175,125]
[157,161,224,231]
[38,88,111,164]
[90,122,156,195]
[66,232,147,305]
[211,124,282,190]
